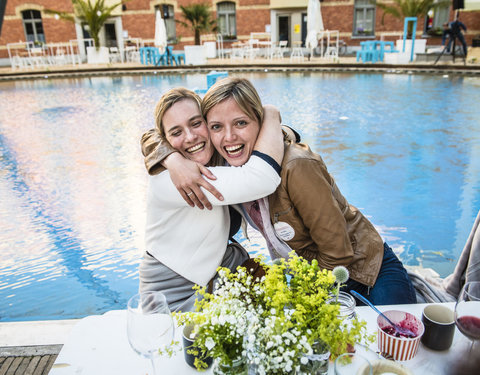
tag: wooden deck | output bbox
[0,345,61,375]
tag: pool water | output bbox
[0,72,479,321]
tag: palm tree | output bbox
[45,0,127,49]
[178,3,217,45]
[376,0,450,36]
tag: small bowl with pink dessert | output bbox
[377,310,424,361]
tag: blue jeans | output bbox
[343,243,416,305]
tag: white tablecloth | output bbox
[50,303,469,375]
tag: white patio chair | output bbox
[270,40,288,59]
[324,45,338,60]
[230,42,245,60]
[125,46,140,63]
[10,54,27,70]
[290,41,304,61]
[28,47,48,68]
[48,44,68,65]
[109,47,122,63]
[244,39,260,60]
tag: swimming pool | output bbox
[0,72,479,321]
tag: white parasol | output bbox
[154,9,167,54]
[305,0,324,50]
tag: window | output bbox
[424,2,450,36]
[155,4,176,43]
[353,0,375,37]
[22,10,45,44]
[217,2,236,39]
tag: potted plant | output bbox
[178,3,217,65]
[46,0,127,64]
[176,253,373,374]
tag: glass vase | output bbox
[335,291,356,321]
[298,340,330,375]
[213,357,247,375]
[327,291,356,326]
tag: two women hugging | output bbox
[140,77,416,312]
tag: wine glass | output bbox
[127,291,174,375]
[454,281,480,353]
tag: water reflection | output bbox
[0,72,479,321]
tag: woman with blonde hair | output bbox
[140,86,284,312]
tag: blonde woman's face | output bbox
[163,99,214,165]
[207,98,260,167]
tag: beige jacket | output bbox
[269,142,384,286]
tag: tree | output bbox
[178,3,217,45]
[375,0,450,36]
[45,0,127,49]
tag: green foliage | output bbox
[178,3,217,45]
[177,253,374,374]
[376,0,449,21]
[375,0,450,35]
[45,0,128,49]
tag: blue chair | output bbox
[139,47,147,65]
[169,47,185,66]
[140,46,185,66]
[356,41,380,63]
[139,47,168,66]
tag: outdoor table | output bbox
[49,303,467,374]
[373,41,396,61]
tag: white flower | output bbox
[205,337,215,350]
[285,361,293,372]
[300,356,309,365]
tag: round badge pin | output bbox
[274,221,295,241]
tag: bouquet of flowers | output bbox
[176,252,373,374]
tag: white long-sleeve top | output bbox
[145,153,281,286]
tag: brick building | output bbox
[0,0,479,62]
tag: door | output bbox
[104,23,117,48]
[301,13,307,47]
[278,15,290,45]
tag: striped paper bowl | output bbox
[377,310,424,361]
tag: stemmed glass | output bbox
[127,291,174,375]
[454,281,480,353]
